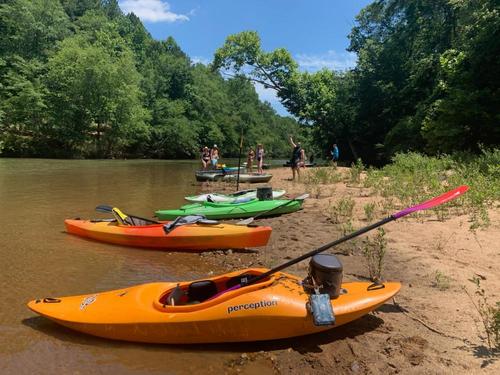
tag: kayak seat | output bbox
[164,284,185,306]
[127,216,157,226]
[187,280,218,303]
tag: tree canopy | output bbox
[1,0,498,162]
[213,0,500,162]
[0,0,301,158]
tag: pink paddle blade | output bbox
[393,185,469,219]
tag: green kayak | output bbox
[155,198,304,220]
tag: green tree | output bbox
[45,35,148,157]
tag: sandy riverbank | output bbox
[195,166,499,374]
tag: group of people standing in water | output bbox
[200,145,220,170]
[200,137,339,180]
[246,144,265,174]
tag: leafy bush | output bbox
[329,197,355,224]
[362,228,387,282]
[431,270,451,291]
[466,276,500,353]
[363,202,376,222]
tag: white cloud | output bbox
[296,50,357,72]
[119,0,189,23]
[191,56,211,65]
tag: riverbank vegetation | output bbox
[363,149,500,230]
[0,0,302,158]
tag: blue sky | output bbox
[119,0,372,115]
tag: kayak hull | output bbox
[185,189,286,203]
[65,219,271,251]
[155,199,303,220]
[27,268,401,344]
[195,168,243,182]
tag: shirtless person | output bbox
[289,136,303,180]
[246,148,255,172]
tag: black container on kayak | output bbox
[257,187,273,200]
[307,254,343,299]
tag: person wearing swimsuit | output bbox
[256,144,264,174]
[210,145,219,168]
[289,136,302,181]
[201,146,210,170]
[246,148,255,172]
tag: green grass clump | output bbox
[465,276,500,353]
[431,270,451,291]
[329,197,355,224]
[304,167,343,198]
[363,202,376,222]
[362,228,387,282]
[349,158,364,185]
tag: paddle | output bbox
[95,205,160,225]
[236,131,243,191]
[237,193,310,225]
[222,185,469,294]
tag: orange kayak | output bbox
[65,219,271,251]
[27,268,400,343]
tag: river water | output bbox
[0,159,273,374]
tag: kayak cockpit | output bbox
[154,270,276,312]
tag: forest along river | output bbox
[0,159,274,374]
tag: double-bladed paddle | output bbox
[237,193,309,225]
[95,205,160,225]
[214,185,469,297]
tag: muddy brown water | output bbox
[0,159,277,375]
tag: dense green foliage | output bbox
[0,0,301,158]
[214,0,499,162]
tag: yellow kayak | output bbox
[27,268,400,343]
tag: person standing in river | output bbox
[256,144,264,174]
[201,146,210,170]
[289,136,303,181]
[246,147,255,172]
[210,145,219,169]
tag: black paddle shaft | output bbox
[244,215,395,286]
[236,132,243,191]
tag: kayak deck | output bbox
[155,199,303,220]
